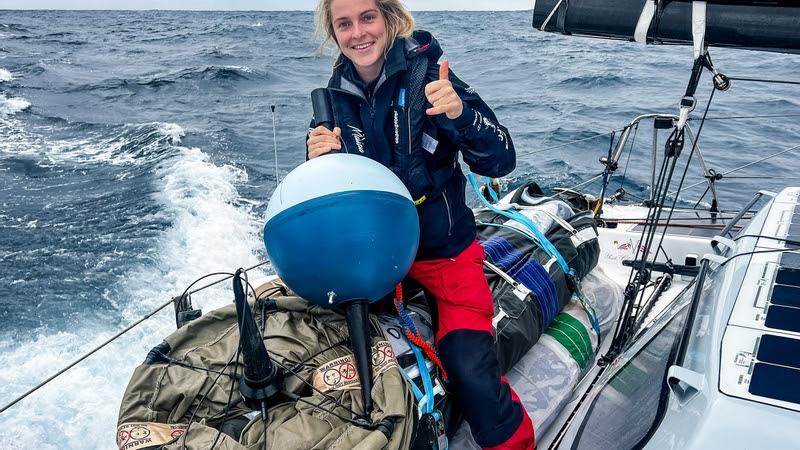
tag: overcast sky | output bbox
[1,0,532,10]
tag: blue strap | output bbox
[398,364,425,403]
[468,173,572,275]
[484,176,500,203]
[395,300,436,414]
[408,338,435,413]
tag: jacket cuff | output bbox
[452,103,475,130]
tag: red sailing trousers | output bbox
[408,241,535,450]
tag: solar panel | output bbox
[765,305,800,333]
[776,268,800,287]
[757,334,800,369]
[750,363,800,405]
[782,252,800,268]
[789,222,800,240]
[771,284,800,308]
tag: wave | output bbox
[71,65,263,92]
[43,122,186,166]
[558,74,630,88]
[197,46,236,59]
[0,23,29,33]
[0,139,267,449]
[0,68,13,82]
[0,95,31,115]
[152,65,260,83]
[0,116,187,170]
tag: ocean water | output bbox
[0,9,799,449]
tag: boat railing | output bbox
[600,113,680,205]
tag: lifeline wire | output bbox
[0,261,269,415]
[519,129,622,157]
[674,143,800,195]
[727,76,800,86]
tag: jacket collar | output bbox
[331,30,442,98]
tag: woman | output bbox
[307,1,534,449]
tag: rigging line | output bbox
[596,130,617,216]
[0,295,176,415]
[724,176,800,180]
[176,270,263,331]
[628,148,672,286]
[685,124,723,220]
[727,76,800,86]
[291,395,371,426]
[692,184,712,210]
[721,246,800,268]
[733,234,800,246]
[611,149,672,345]
[150,353,238,378]
[182,346,241,450]
[209,351,242,450]
[654,88,718,277]
[696,114,800,121]
[269,357,369,423]
[284,338,350,372]
[519,129,622,157]
[619,114,693,346]
[608,215,743,223]
[187,261,269,297]
[615,123,638,191]
[0,268,267,415]
[673,142,800,195]
[555,172,605,196]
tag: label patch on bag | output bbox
[117,422,188,450]
[421,132,438,154]
[312,340,398,392]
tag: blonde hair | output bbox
[315,0,415,57]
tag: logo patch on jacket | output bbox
[421,132,438,154]
[348,125,366,153]
[394,110,400,145]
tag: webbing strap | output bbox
[573,280,601,336]
[468,173,572,275]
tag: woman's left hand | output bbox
[425,60,464,120]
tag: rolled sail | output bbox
[532,0,800,54]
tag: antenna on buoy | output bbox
[232,268,287,420]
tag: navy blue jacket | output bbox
[311,31,515,260]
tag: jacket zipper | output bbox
[442,191,453,236]
[406,103,412,155]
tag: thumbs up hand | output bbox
[424,60,464,120]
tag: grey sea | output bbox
[0,9,799,449]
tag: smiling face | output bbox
[330,0,388,83]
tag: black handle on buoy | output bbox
[311,87,335,131]
[342,299,374,416]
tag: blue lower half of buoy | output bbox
[264,190,419,306]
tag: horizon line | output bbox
[0,8,533,11]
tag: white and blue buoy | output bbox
[263,153,420,306]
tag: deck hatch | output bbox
[757,334,800,369]
[765,305,800,333]
[749,363,800,405]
